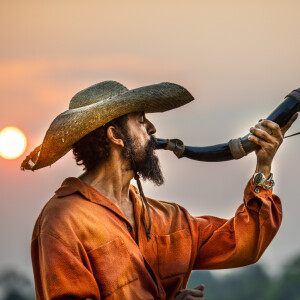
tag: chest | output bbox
[84,213,192,300]
[74,200,192,299]
[120,200,138,239]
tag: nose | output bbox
[146,119,156,135]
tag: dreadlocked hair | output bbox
[72,114,128,171]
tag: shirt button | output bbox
[127,225,132,232]
[254,187,260,194]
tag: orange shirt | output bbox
[31,177,282,300]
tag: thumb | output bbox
[195,284,205,291]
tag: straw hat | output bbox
[21,80,194,171]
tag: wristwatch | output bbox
[253,172,275,190]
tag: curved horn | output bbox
[155,88,300,162]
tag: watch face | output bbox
[254,173,263,185]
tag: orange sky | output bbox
[1,0,300,279]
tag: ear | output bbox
[106,126,124,147]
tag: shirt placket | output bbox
[130,188,166,300]
[81,181,165,299]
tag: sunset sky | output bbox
[1,0,300,281]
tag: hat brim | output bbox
[21,82,194,171]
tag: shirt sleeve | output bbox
[191,179,282,270]
[31,232,100,300]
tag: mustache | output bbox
[147,135,156,150]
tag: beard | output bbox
[122,135,164,186]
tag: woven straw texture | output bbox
[21,80,194,171]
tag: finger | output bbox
[259,120,281,136]
[190,289,204,297]
[180,289,204,298]
[250,127,277,143]
[195,284,205,291]
[248,134,272,151]
[281,113,298,135]
[254,122,273,136]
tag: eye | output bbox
[139,114,145,124]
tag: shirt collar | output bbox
[55,177,143,214]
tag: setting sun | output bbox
[0,127,27,159]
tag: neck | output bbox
[79,150,134,206]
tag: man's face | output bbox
[120,112,164,186]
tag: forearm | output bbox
[255,163,271,178]
[192,179,282,270]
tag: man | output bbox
[22,81,297,300]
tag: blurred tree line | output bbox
[188,254,300,300]
[1,254,300,299]
[0,270,34,300]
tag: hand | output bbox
[248,113,298,177]
[174,284,206,299]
